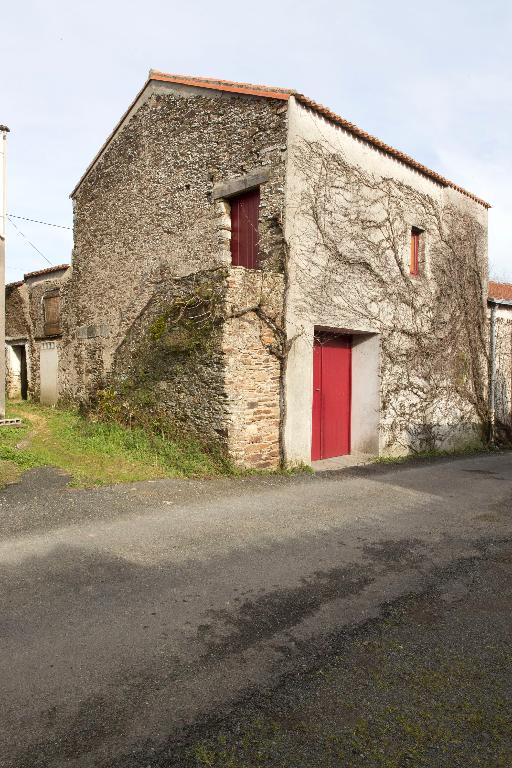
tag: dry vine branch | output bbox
[289,139,489,452]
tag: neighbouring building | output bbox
[14,71,492,467]
[489,281,512,436]
[5,264,70,404]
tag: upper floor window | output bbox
[230,187,260,269]
[410,227,423,276]
[43,290,61,336]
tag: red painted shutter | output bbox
[230,188,260,268]
[410,228,420,276]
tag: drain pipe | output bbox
[489,299,497,445]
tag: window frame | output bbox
[410,226,423,277]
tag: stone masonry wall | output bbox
[25,275,68,400]
[6,283,30,340]
[223,267,284,467]
[5,283,30,398]
[5,276,68,401]
[110,268,229,445]
[61,82,288,464]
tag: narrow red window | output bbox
[410,227,422,276]
[230,187,260,269]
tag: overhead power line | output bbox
[7,213,71,230]
[6,216,53,266]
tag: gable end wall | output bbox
[60,84,288,465]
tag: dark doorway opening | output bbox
[19,346,28,400]
[12,344,28,400]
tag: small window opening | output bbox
[410,227,423,276]
[230,187,260,269]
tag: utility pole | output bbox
[0,125,9,418]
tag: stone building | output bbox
[57,71,489,467]
[489,281,512,435]
[5,264,70,404]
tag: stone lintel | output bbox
[212,168,270,200]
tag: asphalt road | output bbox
[1,452,511,767]
[169,539,512,767]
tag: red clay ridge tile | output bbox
[24,264,69,280]
[71,71,490,209]
[489,281,512,301]
[150,72,489,209]
[149,70,293,101]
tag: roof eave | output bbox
[23,264,70,281]
[149,70,292,101]
[293,94,490,209]
[70,71,490,210]
[489,297,512,307]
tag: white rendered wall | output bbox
[351,334,380,454]
[5,344,21,399]
[40,341,59,405]
[282,96,487,464]
[494,305,512,424]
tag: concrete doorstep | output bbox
[311,453,374,472]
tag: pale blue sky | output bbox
[2,0,511,282]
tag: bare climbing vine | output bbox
[287,138,490,451]
[87,139,491,458]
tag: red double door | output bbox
[311,334,352,461]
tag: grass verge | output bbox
[0,401,233,488]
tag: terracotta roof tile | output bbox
[149,72,490,208]
[71,71,490,208]
[489,281,512,301]
[23,264,69,280]
[149,70,292,101]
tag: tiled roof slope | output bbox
[71,71,490,208]
[489,281,512,301]
[150,71,490,209]
[150,71,292,100]
[24,264,69,280]
[5,265,69,291]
